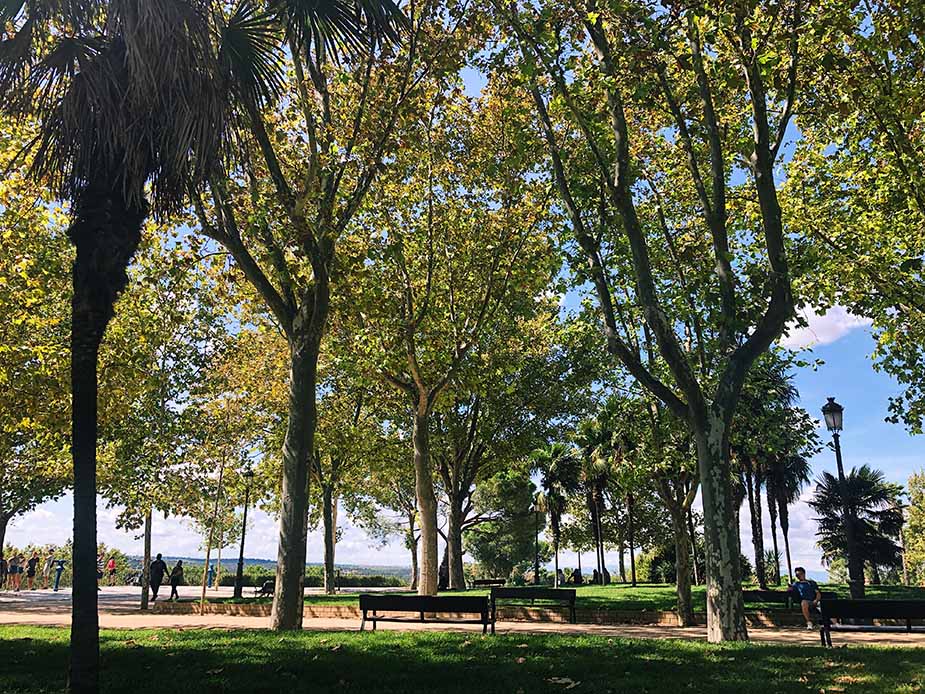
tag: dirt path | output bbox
[2,589,924,647]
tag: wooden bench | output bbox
[254,579,275,598]
[742,589,837,610]
[818,599,925,646]
[359,594,492,634]
[490,587,576,633]
[470,578,506,589]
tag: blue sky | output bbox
[8,307,920,579]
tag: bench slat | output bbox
[820,599,925,620]
[359,594,489,613]
[490,587,576,603]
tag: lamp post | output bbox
[533,497,541,585]
[233,467,255,600]
[821,397,864,599]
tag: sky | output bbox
[7,305,921,580]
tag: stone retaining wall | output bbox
[149,601,809,627]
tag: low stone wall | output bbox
[150,600,809,628]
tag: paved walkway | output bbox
[3,587,924,648]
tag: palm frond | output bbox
[219,0,284,107]
[275,0,409,63]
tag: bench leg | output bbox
[360,610,366,632]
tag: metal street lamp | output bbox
[821,397,864,599]
[533,496,541,586]
[233,467,255,600]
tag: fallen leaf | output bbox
[547,677,581,690]
[331,644,342,651]
[516,643,529,649]
[206,668,223,675]
[516,657,526,664]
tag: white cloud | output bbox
[780,306,872,350]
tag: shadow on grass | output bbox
[1,626,923,693]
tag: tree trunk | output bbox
[588,492,602,581]
[200,458,225,610]
[0,514,8,561]
[322,485,337,595]
[595,493,608,583]
[687,506,701,585]
[617,536,626,583]
[869,563,881,586]
[744,463,767,589]
[552,523,560,588]
[695,415,748,642]
[766,486,781,585]
[779,499,794,583]
[407,519,418,592]
[446,497,466,590]
[140,510,151,610]
[272,331,320,630]
[670,507,695,626]
[413,406,439,595]
[68,183,144,694]
[627,493,637,587]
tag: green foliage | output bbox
[809,465,906,576]
[465,468,547,580]
[903,470,925,584]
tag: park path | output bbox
[3,587,925,648]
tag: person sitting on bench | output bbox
[789,567,822,630]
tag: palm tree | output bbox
[810,465,905,585]
[1,0,408,685]
[1,2,223,690]
[767,452,812,582]
[532,443,581,587]
[575,418,610,583]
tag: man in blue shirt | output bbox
[789,566,822,629]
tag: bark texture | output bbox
[272,336,319,629]
[322,485,337,594]
[696,416,748,642]
[413,407,439,595]
[68,183,145,694]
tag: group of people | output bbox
[148,554,184,602]
[0,551,66,592]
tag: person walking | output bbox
[169,560,184,601]
[52,558,66,592]
[149,553,168,602]
[107,556,117,586]
[26,551,39,590]
[9,554,21,591]
[207,564,215,589]
[42,551,55,590]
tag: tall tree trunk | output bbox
[744,463,767,589]
[140,510,151,610]
[595,493,608,582]
[627,493,637,587]
[695,415,748,642]
[588,492,602,581]
[272,329,320,630]
[446,496,466,590]
[778,498,794,583]
[406,518,418,592]
[322,485,337,595]
[552,521,560,588]
[413,405,439,595]
[68,184,144,694]
[617,535,626,583]
[669,506,695,626]
[766,485,781,585]
[200,457,225,610]
[0,514,8,561]
[687,506,701,585]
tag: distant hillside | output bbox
[126,555,411,580]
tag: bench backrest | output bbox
[491,587,576,604]
[473,579,506,587]
[742,590,790,603]
[359,593,489,614]
[260,579,275,590]
[819,599,925,620]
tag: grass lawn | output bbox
[2,625,923,693]
[206,583,925,613]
